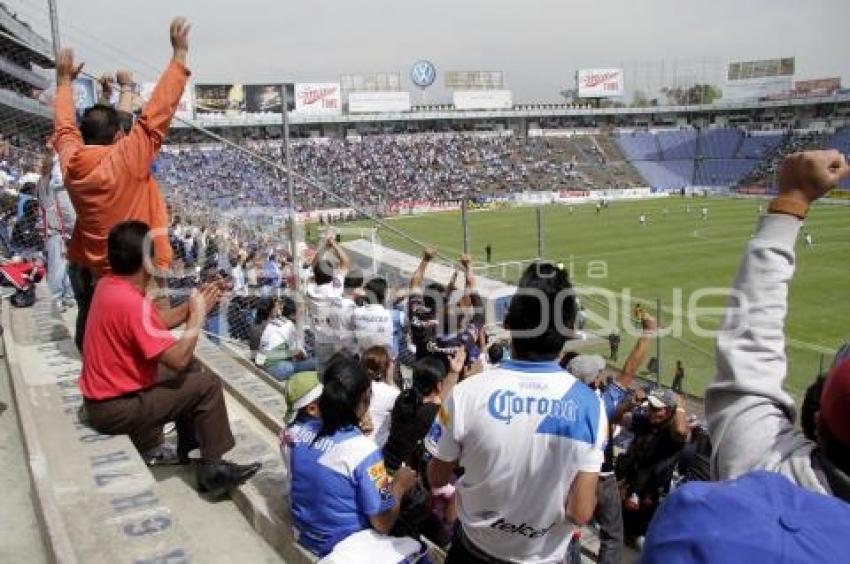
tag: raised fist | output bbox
[116,70,134,87]
[778,150,850,204]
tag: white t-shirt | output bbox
[425,359,607,563]
[306,274,345,345]
[338,296,358,355]
[368,380,400,449]
[258,318,299,359]
[351,304,394,355]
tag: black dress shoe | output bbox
[196,460,262,499]
[177,438,200,464]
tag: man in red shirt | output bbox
[80,220,260,498]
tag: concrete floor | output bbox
[0,350,49,564]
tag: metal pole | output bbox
[656,297,662,385]
[819,353,826,376]
[461,197,470,255]
[47,0,61,57]
[537,207,545,259]
[281,85,302,338]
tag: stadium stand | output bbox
[631,159,694,190]
[697,128,742,159]
[656,129,697,160]
[617,131,662,161]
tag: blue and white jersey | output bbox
[425,359,606,563]
[285,418,395,557]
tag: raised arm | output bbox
[409,247,436,292]
[616,313,656,388]
[325,237,350,277]
[706,150,850,481]
[460,254,485,327]
[112,18,191,179]
[52,49,85,175]
[116,70,135,114]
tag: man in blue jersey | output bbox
[426,262,607,563]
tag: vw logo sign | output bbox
[411,60,436,88]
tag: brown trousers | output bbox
[84,361,235,461]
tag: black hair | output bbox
[344,269,364,290]
[802,374,827,442]
[255,297,276,324]
[315,354,371,440]
[314,259,334,286]
[364,277,388,306]
[107,221,151,275]
[280,296,297,319]
[407,356,447,404]
[80,104,120,145]
[505,262,576,361]
[20,182,36,195]
[559,351,579,370]
[488,343,505,365]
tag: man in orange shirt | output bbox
[53,18,190,350]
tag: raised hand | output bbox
[56,48,84,86]
[640,312,657,335]
[170,17,191,64]
[448,346,467,375]
[116,69,134,87]
[98,74,115,101]
[778,150,850,204]
[422,247,436,262]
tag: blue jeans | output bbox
[266,357,317,381]
[46,234,73,301]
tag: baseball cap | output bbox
[819,359,850,449]
[647,388,677,410]
[642,471,850,564]
[283,371,322,425]
[566,354,607,381]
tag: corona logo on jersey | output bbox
[487,389,578,425]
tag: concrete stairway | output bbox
[1,289,283,563]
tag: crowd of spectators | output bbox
[5,13,850,564]
[155,135,598,212]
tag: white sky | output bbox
[7,0,850,102]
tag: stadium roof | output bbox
[0,3,53,68]
[173,93,850,128]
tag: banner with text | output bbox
[577,68,624,98]
[294,82,342,116]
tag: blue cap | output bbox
[641,471,850,564]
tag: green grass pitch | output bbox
[355,197,850,401]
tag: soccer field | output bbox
[356,197,850,401]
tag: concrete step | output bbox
[4,288,283,563]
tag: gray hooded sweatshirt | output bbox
[706,213,850,501]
